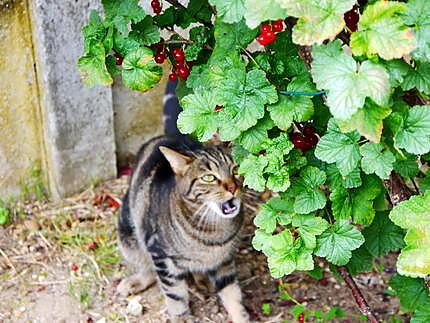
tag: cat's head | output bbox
[159,145,242,218]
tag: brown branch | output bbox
[159,39,213,50]
[384,172,413,206]
[337,266,379,323]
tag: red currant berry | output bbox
[173,47,182,55]
[257,34,269,46]
[154,52,165,64]
[175,60,184,68]
[265,31,277,43]
[260,24,272,34]
[214,105,223,112]
[320,277,328,286]
[153,5,162,14]
[151,0,160,8]
[71,264,79,271]
[115,55,123,66]
[290,133,312,150]
[344,5,359,32]
[297,313,305,323]
[168,72,178,81]
[258,150,266,156]
[272,19,284,32]
[177,66,190,80]
[303,125,315,137]
[174,50,185,61]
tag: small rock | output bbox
[126,296,143,316]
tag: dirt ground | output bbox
[0,175,410,323]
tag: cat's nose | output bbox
[223,179,237,194]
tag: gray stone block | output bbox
[30,0,117,199]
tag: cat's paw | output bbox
[116,274,156,297]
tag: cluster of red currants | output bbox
[151,0,162,14]
[289,125,319,151]
[257,19,284,46]
[154,46,190,81]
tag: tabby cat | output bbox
[117,136,249,322]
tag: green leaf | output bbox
[389,191,430,278]
[389,274,430,313]
[214,19,258,51]
[244,0,288,29]
[177,89,221,142]
[346,246,373,276]
[237,115,273,153]
[292,166,327,214]
[217,69,278,140]
[383,59,411,87]
[82,10,108,53]
[254,197,294,233]
[102,0,146,36]
[78,41,113,87]
[292,215,329,249]
[231,143,249,164]
[359,143,395,180]
[209,0,245,24]
[394,153,420,178]
[350,1,416,60]
[338,100,392,143]
[412,306,430,323]
[394,105,430,155]
[325,164,362,189]
[402,62,430,95]
[277,0,356,45]
[311,40,390,120]
[113,31,140,57]
[267,166,291,192]
[239,154,268,191]
[153,7,176,27]
[363,212,405,257]
[315,220,365,266]
[330,175,382,225]
[402,0,430,62]
[121,47,162,92]
[129,16,160,46]
[315,119,361,176]
[419,170,430,192]
[0,207,10,226]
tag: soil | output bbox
[0,176,409,323]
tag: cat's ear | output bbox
[159,146,193,176]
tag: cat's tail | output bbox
[163,80,183,137]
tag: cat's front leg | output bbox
[209,260,249,323]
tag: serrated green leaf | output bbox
[395,105,430,155]
[363,212,405,257]
[102,0,146,36]
[254,197,295,233]
[402,0,430,62]
[217,68,278,140]
[231,143,249,164]
[419,170,430,192]
[315,119,361,176]
[389,274,430,313]
[214,19,258,51]
[277,0,355,45]
[383,59,412,87]
[360,142,395,180]
[78,41,113,87]
[346,245,373,276]
[326,164,362,190]
[0,207,10,226]
[267,167,291,192]
[129,16,160,46]
[184,44,202,61]
[311,40,390,120]
[338,100,392,143]
[244,0,288,29]
[389,191,430,278]
[239,154,268,191]
[113,31,140,57]
[402,62,430,95]
[121,47,162,92]
[237,115,274,153]
[350,1,415,60]
[209,0,245,24]
[315,220,365,266]
[394,153,420,178]
[292,215,328,249]
[330,175,382,225]
[292,166,327,214]
[177,89,221,142]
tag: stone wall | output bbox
[0,1,166,199]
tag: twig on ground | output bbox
[337,266,378,323]
[0,247,16,272]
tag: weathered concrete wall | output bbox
[112,65,168,166]
[30,0,117,199]
[0,0,44,197]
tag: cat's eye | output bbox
[201,174,216,182]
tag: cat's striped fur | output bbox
[117,135,249,322]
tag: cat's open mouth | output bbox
[220,198,239,217]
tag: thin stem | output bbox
[159,39,213,51]
[241,47,261,69]
[337,266,379,323]
[411,177,421,195]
